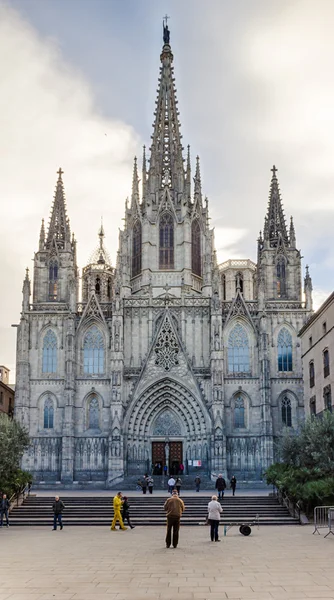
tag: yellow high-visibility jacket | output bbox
[113,496,122,512]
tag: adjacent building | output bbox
[14,25,313,487]
[0,366,15,417]
[299,291,334,417]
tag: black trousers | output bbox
[209,519,219,541]
[166,516,180,548]
[123,513,134,528]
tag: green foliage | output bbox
[265,411,334,514]
[0,413,31,497]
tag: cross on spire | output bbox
[164,14,170,26]
[57,167,64,179]
[271,165,277,177]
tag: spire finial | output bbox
[98,218,104,247]
[57,167,64,180]
[271,165,277,177]
[163,15,170,44]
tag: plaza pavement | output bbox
[0,524,334,600]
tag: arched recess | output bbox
[277,390,298,428]
[191,218,201,277]
[83,391,104,431]
[276,255,287,298]
[77,322,108,376]
[230,391,250,431]
[159,212,174,269]
[224,318,255,376]
[37,392,58,432]
[274,324,295,373]
[131,220,142,278]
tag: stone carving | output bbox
[154,315,179,371]
[152,410,182,436]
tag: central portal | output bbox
[152,441,183,475]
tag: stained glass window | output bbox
[132,221,142,277]
[191,219,201,277]
[281,396,292,427]
[42,330,57,373]
[83,326,104,375]
[276,256,286,298]
[44,397,54,429]
[159,213,174,269]
[88,396,100,429]
[278,328,293,372]
[234,396,245,428]
[228,324,250,374]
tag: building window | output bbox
[309,361,315,388]
[49,259,58,301]
[309,396,316,416]
[276,256,286,298]
[277,328,293,372]
[0,391,3,405]
[323,322,327,335]
[42,330,57,374]
[107,278,112,300]
[88,396,100,429]
[309,336,313,348]
[234,396,245,428]
[324,349,330,378]
[281,396,292,427]
[95,276,101,296]
[222,274,226,300]
[324,385,332,412]
[191,219,201,277]
[159,213,174,269]
[43,397,54,429]
[132,221,142,278]
[83,326,104,375]
[227,324,250,374]
[235,272,243,294]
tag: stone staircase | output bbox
[9,494,299,526]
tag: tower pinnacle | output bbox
[263,165,288,247]
[46,168,71,250]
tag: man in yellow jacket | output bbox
[111,492,127,531]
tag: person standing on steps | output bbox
[142,475,148,495]
[175,477,182,496]
[111,492,127,531]
[195,475,201,492]
[164,489,185,549]
[0,494,10,528]
[215,474,227,500]
[167,476,176,494]
[122,496,135,529]
[52,496,65,531]
[207,495,223,542]
[147,475,154,494]
[230,475,237,496]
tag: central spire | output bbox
[263,166,289,247]
[147,20,185,201]
[46,168,71,250]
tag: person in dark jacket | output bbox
[215,474,227,500]
[230,475,237,496]
[52,496,65,531]
[195,476,201,492]
[0,494,10,527]
[122,496,135,529]
[175,477,182,496]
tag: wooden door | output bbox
[169,441,182,475]
[152,442,165,467]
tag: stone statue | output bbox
[163,24,170,44]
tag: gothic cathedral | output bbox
[15,27,313,487]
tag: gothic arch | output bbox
[37,392,58,432]
[76,322,108,376]
[277,390,298,428]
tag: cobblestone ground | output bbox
[1,525,334,600]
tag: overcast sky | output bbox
[1,0,333,381]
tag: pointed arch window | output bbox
[88,396,100,429]
[159,212,174,269]
[83,326,104,375]
[309,361,315,387]
[42,330,57,373]
[277,328,293,372]
[228,324,250,374]
[276,256,286,298]
[132,221,142,278]
[281,396,292,427]
[235,272,243,294]
[191,219,201,277]
[222,274,226,300]
[234,396,246,428]
[95,276,101,296]
[324,349,330,378]
[107,277,112,300]
[49,259,58,301]
[44,397,54,429]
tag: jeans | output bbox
[218,490,224,499]
[209,519,219,541]
[148,487,153,494]
[0,510,9,526]
[166,516,180,548]
[53,513,62,529]
[195,484,200,492]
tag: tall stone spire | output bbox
[131,157,140,215]
[194,155,202,204]
[46,168,71,250]
[304,265,313,311]
[142,145,147,201]
[39,218,45,251]
[147,20,185,200]
[263,166,288,247]
[185,144,191,201]
[289,215,296,248]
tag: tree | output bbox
[0,413,31,495]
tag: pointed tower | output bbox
[257,166,302,302]
[82,223,114,303]
[32,169,78,305]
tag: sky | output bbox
[1,0,334,381]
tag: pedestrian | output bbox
[207,494,223,542]
[195,475,201,492]
[230,475,237,496]
[164,489,185,549]
[180,463,184,475]
[0,494,10,528]
[175,477,182,496]
[52,495,65,531]
[122,496,135,529]
[215,473,227,500]
[111,492,127,531]
[147,475,154,494]
[167,476,176,494]
[163,464,168,477]
[136,478,142,492]
[142,475,148,494]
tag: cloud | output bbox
[0,3,140,378]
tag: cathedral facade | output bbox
[15,28,313,486]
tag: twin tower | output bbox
[15,25,313,487]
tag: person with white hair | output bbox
[207,495,223,542]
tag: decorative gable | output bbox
[154,315,179,371]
